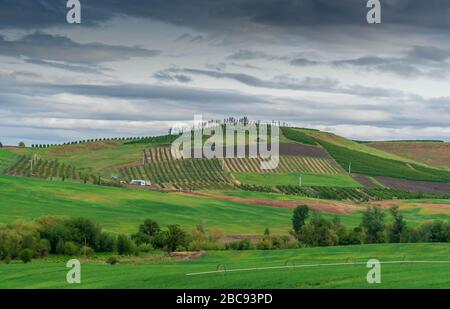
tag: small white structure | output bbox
[130,179,151,186]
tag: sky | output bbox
[1,0,450,145]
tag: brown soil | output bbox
[369,142,450,170]
[177,192,361,214]
[368,200,403,209]
[352,174,377,188]
[169,251,205,260]
[374,176,450,195]
[416,203,450,210]
[49,140,121,154]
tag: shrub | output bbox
[64,241,80,256]
[225,238,253,250]
[81,246,95,257]
[106,256,119,265]
[98,233,116,252]
[138,243,153,253]
[19,249,33,263]
[55,239,65,255]
[188,240,224,251]
[35,239,51,257]
[117,235,136,255]
[256,239,273,250]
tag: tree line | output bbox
[1,206,449,264]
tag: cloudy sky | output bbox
[1,0,450,145]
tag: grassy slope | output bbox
[1,244,449,288]
[279,128,450,182]
[0,175,448,236]
[0,175,294,235]
[0,148,17,172]
[5,141,158,175]
[369,141,450,170]
[234,172,361,188]
[302,129,417,163]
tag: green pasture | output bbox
[0,243,449,288]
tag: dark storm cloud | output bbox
[0,32,160,64]
[2,0,450,31]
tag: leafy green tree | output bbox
[139,219,160,236]
[117,234,136,255]
[361,206,386,243]
[98,233,116,252]
[55,238,65,254]
[0,141,3,147]
[292,205,309,235]
[388,206,406,243]
[18,141,25,147]
[165,225,188,252]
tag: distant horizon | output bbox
[1,124,449,147]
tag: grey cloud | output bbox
[24,58,108,74]
[0,32,160,64]
[4,1,450,31]
[153,70,192,83]
[171,67,402,98]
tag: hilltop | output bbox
[2,126,450,195]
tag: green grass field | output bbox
[0,175,448,237]
[0,244,449,288]
[0,174,295,235]
[234,172,361,188]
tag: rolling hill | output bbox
[368,141,450,170]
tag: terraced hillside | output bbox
[223,156,343,174]
[119,158,233,189]
[5,155,99,183]
[282,128,450,183]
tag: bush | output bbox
[137,243,153,253]
[64,241,80,256]
[81,246,95,257]
[106,256,119,265]
[256,239,273,250]
[19,249,33,263]
[225,238,253,250]
[35,239,51,257]
[188,240,224,251]
[98,233,116,252]
[55,239,65,255]
[117,235,136,255]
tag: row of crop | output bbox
[144,147,173,163]
[6,155,97,183]
[119,158,233,189]
[237,184,449,201]
[223,156,342,174]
